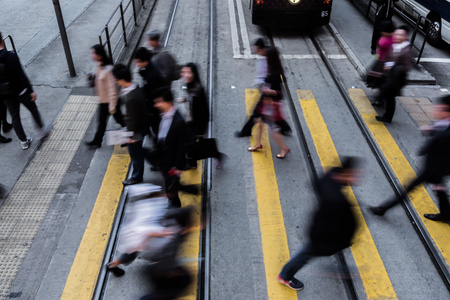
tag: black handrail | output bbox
[410,16,432,64]
[98,0,148,63]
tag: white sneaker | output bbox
[21,137,32,150]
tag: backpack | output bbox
[0,59,13,96]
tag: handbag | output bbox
[185,138,218,160]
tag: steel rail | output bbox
[313,27,450,291]
[264,28,359,300]
[198,0,215,299]
[93,0,185,298]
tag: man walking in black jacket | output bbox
[370,95,450,222]
[112,64,150,186]
[0,32,48,149]
[134,47,164,140]
[278,157,361,290]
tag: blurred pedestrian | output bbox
[278,157,361,290]
[366,20,394,89]
[371,0,396,54]
[85,44,124,148]
[373,26,412,123]
[370,96,450,222]
[0,32,49,149]
[146,30,180,88]
[149,87,187,208]
[112,64,150,186]
[134,47,164,141]
[235,38,268,138]
[180,62,224,168]
[248,46,290,159]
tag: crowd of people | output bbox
[1,5,450,297]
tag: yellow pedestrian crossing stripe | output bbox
[245,89,298,299]
[61,145,130,300]
[348,88,450,282]
[299,90,397,299]
[178,164,203,300]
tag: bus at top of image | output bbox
[250,0,333,28]
[395,0,450,46]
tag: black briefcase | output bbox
[185,138,218,160]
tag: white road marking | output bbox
[236,0,252,56]
[234,54,347,60]
[228,0,241,58]
[417,58,450,63]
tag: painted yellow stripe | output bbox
[348,88,450,272]
[245,89,297,299]
[178,162,203,300]
[299,90,397,299]
[61,145,130,299]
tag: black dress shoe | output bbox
[234,131,250,138]
[375,116,392,123]
[122,178,142,186]
[0,134,12,143]
[2,122,12,133]
[106,264,125,277]
[372,101,384,107]
[369,206,386,216]
[424,213,450,222]
[85,140,101,148]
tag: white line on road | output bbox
[236,0,252,56]
[417,58,450,63]
[228,0,241,58]
[234,54,348,60]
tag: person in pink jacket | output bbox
[366,20,394,89]
[85,44,124,148]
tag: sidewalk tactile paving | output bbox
[399,96,433,126]
[0,95,97,299]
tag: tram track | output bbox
[92,0,213,298]
[266,24,450,298]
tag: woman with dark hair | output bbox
[180,62,224,168]
[248,46,290,159]
[85,44,124,148]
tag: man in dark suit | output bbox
[373,25,413,123]
[0,32,48,149]
[370,95,450,222]
[150,87,187,207]
[112,64,150,186]
[134,47,164,139]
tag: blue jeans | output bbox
[279,243,316,281]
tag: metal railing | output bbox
[365,0,430,64]
[2,35,17,53]
[98,0,147,63]
[410,16,432,64]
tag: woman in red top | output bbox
[248,46,290,159]
[366,20,394,89]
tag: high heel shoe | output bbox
[248,145,263,152]
[276,148,290,159]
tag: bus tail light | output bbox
[323,0,331,5]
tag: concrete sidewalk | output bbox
[0,0,153,197]
[330,0,436,85]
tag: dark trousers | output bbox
[127,140,150,182]
[142,266,191,300]
[0,99,9,130]
[280,243,317,281]
[376,84,401,122]
[92,102,124,144]
[6,93,44,141]
[381,171,450,218]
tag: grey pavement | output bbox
[331,0,437,85]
